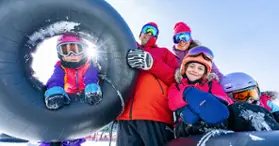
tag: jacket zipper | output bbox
[75,69,79,90]
[129,96,135,120]
[128,77,164,120]
[155,77,164,95]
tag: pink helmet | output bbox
[56,33,82,47]
[56,33,88,68]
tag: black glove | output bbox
[127,49,153,70]
[174,121,192,138]
[45,94,65,110]
[175,120,228,138]
[84,83,102,106]
[85,92,102,106]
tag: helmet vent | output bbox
[226,87,232,90]
[248,81,253,84]
[224,83,232,90]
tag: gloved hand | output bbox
[207,73,220,82]
[174,120,229,138]
[85,83,102,106]
[127,48,153,70]
[192,82,229,106]
[183,87,229,124]
[181,106,200,124]
[44,86,70,110]
[174,120,193,138]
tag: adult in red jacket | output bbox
[117,22,179,146]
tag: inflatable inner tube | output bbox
[0,0,137,141]
[0,134,28,143]
[167,130,279,146]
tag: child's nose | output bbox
[192,68,198,72]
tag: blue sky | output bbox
[106,0,279,92]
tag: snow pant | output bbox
[116,120,174,146]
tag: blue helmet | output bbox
[220,72,258,93]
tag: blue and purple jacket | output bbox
[46,60,99,94]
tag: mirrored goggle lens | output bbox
[188,46,214,60]
[175,32,191,43]
[231,87,259,102]
[57,43,84,56]
[141,25,158,36]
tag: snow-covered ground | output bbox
[0,141,116,146]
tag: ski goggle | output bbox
[57,42,84,57]
[188,46,214,61]
[141,24,158,37]
[174,32,191,44]
[230,86,260,102]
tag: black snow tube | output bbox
[167,130,279,146]
[0,134,28,143]
[0,0,137,141]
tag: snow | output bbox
[82,141,115,146]
[28,21,80,46]
[197,129,234,146]
[0,141,116,146]
[249,134,265,141]
[240,109,272,131]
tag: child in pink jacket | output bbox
[168,46,233,138]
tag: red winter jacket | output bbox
[117,40,179,124]
[168,72,233,111]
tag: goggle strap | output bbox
[188,53,213,61]
[231,86,257,94]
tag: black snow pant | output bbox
[116,120,174,146]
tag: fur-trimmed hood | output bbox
[261,91,278,100]
[174,68,219,84]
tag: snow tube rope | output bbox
[99,74,125,115]
[0,0,137,141]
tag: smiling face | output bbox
[185,62,206,82]
[175,40,190,51]
[62,54,83,62]
[139,32,153,45]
